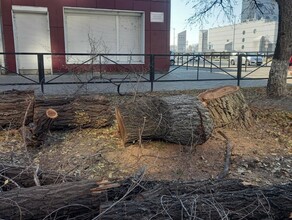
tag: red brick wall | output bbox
[0,0,170,72]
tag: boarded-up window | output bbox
[64,8,144,64]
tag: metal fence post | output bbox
[150,54,155,92]
[237,54,242,86]
[37,53,45,93]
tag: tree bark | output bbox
[267,0,292,97]
[21,108,58,147]
[100,181,292,220]
[0,90,34,129]
[198,86,253,128]
[115,95,214,146]
[34,95,113,130]
[0,164,80,190]
[115,97,169,145]
[162,95,214,146]
[0,180,108,220]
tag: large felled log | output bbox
[0,90,34,128]
[162,95,214,145]
[100,180,292,220]
[34,95,113,130]
[115,95,214,146]
[115,97,169,144]
[0,180,110,220]
[198,86,253,128]
[0,164,80,190]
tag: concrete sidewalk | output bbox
[0,66,291,95]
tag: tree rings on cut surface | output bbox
[198,86,253,128]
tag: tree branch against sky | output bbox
[186,0,237,25]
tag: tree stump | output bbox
[0,90,34,128]
[115,95,214,146]
[198,86,253,128]
[34,95,113,130]
[22,108,58,147]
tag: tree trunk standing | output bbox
[0,90,34,128]
[198,86,253,128]
[267,0,292,97]
[34,95,113,130]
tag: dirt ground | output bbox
[0,86,291,186]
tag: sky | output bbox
[170,0,242,46]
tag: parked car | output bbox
[230,52,263,66]
[170,51,175,65]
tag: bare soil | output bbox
[0,87,291,186]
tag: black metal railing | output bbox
[0,52,290,94]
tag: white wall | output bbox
[206,20,278,52]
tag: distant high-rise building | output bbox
[241,0,278,22]
[177,31,187,53]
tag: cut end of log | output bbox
[115,107,126,144]
[198,85,239,102]
[46,108,58,119]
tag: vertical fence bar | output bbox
[237,54,242,86]
[210,53,213,73]
[37,53,45,93]
[150,54,155,92]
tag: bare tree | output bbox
[187,0,292,97]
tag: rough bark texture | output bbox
[115,95,214,146]
[162,95,214,145]
[198,86,253,128]
[0,180,105,220]
[22,108,58,147]
[0,164,80,190]
[0,90,34,129]
[100,180,292,220]
[0,178,291,220]
[115,97,169,145]
[34,95,113,130]
[267,0,292,97]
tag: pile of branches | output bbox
[0,164,291,219]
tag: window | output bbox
[227,39,229,42]
[242,30,245,35]
[241,45,245,49]
[64,8,145,64]
[253,29,257,34]
[242,38,245,42]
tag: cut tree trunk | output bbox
[21,108,58,147]
[115,97,169,145]
[0,90,34,129]
[0,164,80,190]
[0,180,109,220]
[162,95,214,145]
[198,86,253,128]
[100,180,292,220]
[34,95,113,130]
[115,95,214,146]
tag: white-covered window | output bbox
[64,8,144,64]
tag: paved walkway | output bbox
[0,66,291,96]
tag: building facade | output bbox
[199,20,278,53]
[0,0,170,74]
[177,30,186,53]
